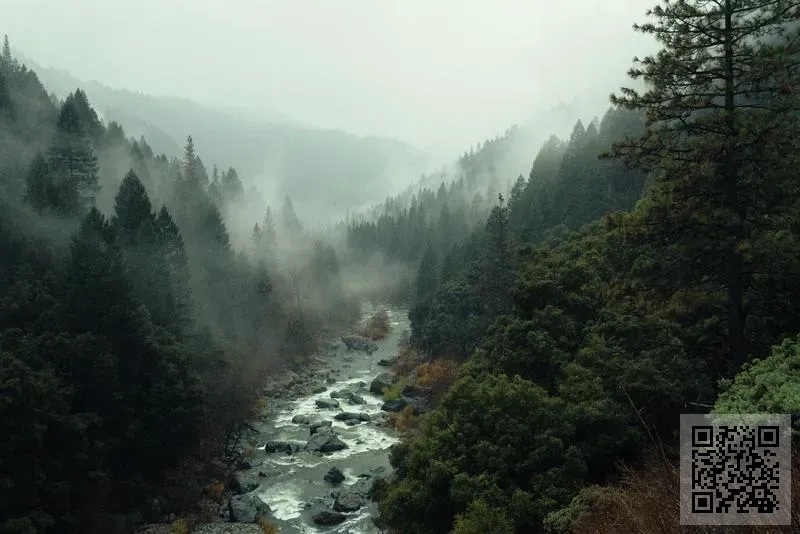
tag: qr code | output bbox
[680,413,792,526]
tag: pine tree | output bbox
[0,35,16,72]
[47,96,100,215]
[112,171,177,331]
[221,167,244,203]
[280,195,304,235]
[24,153,53,212]
[416,244,439,303]
[607,0,800,370]
[156,205,193,334]
[477,194,515,318]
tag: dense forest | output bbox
[4,0,800,532]
[349,1,800,533]
[0,35,362,533]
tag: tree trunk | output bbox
[723,0,746,371]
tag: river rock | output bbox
[333,490,365,513]
[341,335,379,353]
[309,420,332,434]
[312,385,327,394]
[306,427,349,454]
[347,393,366,405]
[324,466,345,484]
[333,412,371,424]
[381,399,408,412]
[230,471,260,494]
[370,373,393,394]
[228,492,271,523]
[292,414,311,425]
[315,398,340,409]
[332,477,371,513]
[312,509,346,526]
[377,357,397,367]
[329,388,352,399]
[263,440,303,454]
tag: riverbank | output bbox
[139,304,407,534]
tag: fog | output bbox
[4,0,657,161]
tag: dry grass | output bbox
[361,308,390,340]
[569,449,800,534]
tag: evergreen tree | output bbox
[416,244,439,302]
[156,205,193,334]
[46,95,100,215]
[113,170,175,331]
[607,0,800,371]
[24,153,53,212]
[280,195,304,235]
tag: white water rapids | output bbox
[241,306,408,533]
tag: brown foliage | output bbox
[206,480,225,503]
[361,307,390,340]
[416,359,459,401]
[257,516,280,533]
[569,450,800,534]
[387,405,420,436]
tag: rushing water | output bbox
[248,306,408,533]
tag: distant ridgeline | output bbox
[28,57,432,227]
[344,106,646,272]
[0,36,360,533]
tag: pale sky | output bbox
[3,0,657,156]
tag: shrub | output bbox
[362,307,391,340]
[387,404,419,435]
[257,516,280,533]
[170,519,189,534]
[394,344,424,376]
[383,377,409,401]
[416,359,459,401]
[207,480,225,502]
[565,450,800,533]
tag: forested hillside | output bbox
[0,37,360,533]
[362,1,800,533]
[27,60,431,226]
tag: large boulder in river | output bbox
[333,490,365,513]
[332,477,371,513]
[228,492,271,523]
[312,509,346,526]
[334,412,371,424]
[324,466,345,484]
[341,335,379,353]
[315,398,340,409]
[370,373,394,394]
[306,427,348,454]
[292,414,311,425]
[347,393,366,405]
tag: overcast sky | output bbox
[4,0,657,156]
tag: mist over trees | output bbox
[0,39,360,533]
[347,2,800,533]
[3,0,800,532]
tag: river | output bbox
[232,305,407,533]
